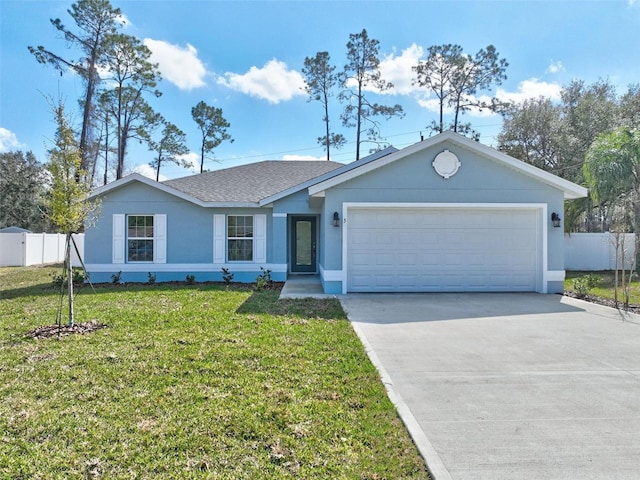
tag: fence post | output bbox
[21,232,27,266]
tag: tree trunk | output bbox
[324,91,330,161]
[634,197,640,269]
[66,233,74,326]
[200,138,205,173]
[439,85,445,133]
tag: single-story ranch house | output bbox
[85,131,588,294]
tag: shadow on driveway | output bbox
[340,292,586,324]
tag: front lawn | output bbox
[0,266,429,479]
[565,270,640,305]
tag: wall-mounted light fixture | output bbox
[333,211,340,227]
[551,212,561,228]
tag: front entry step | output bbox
[279,275,334,299]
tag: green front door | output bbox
[291,216,317,273]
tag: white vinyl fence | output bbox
[0,231,634,272]
[565,233,636,271]
[0,233,84,267]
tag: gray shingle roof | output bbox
[162,160,344,203]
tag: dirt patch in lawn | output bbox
[26,320,108,339]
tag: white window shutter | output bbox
[112,214,125,264]
[213,214,225,264]
[154,214,167,263]
[254,214,267,264]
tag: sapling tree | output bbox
[47,103,98,326]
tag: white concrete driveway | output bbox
[340,293,640,480]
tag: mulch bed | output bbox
[564,291,640,314]
[26,320,107,339]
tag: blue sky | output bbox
[1,0,639,181]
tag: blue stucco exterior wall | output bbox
[86,183,213,264]
[85,182,284,283]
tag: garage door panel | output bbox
[375,232,394,246]
[352,253,373,266]
[376,254,394,266]
[398,253,417,266]
[444,254,462,266]
[423,253,440,266]
[347,207,540,292]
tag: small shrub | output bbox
[50,268,87,287]
[111,271,122,284]
[221,267,234,284]
[572,274,600,298]
[73,268,87,284]
[147,272,156,285]
[255,267,272,291]
[185,274,196,285]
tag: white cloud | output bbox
[218,59,305,104]
[177,152,199,171]
[416,78,562,118]
[546,60,565,74]
[417,98,454,114]
[496,78,563,104]
[377,43,424,95]
[282,154,325,161]
[144,38,207,90]
[0,127,24,152]
[133,164,167,181]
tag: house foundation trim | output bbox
[84,263,287,273]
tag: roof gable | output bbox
[89,172,209,206]
[308,131,588,200]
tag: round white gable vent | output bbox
[432,150,461,179]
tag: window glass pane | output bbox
[128,239,153,262]
[227,216,253,261]
[127,215,154,261]
[228,239,253,261]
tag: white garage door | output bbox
[347,207,540,292]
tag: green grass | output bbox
[0,266,429,479]
[565,270,640,304]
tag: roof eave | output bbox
[258,164,345,206]
[89,173,258,208]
